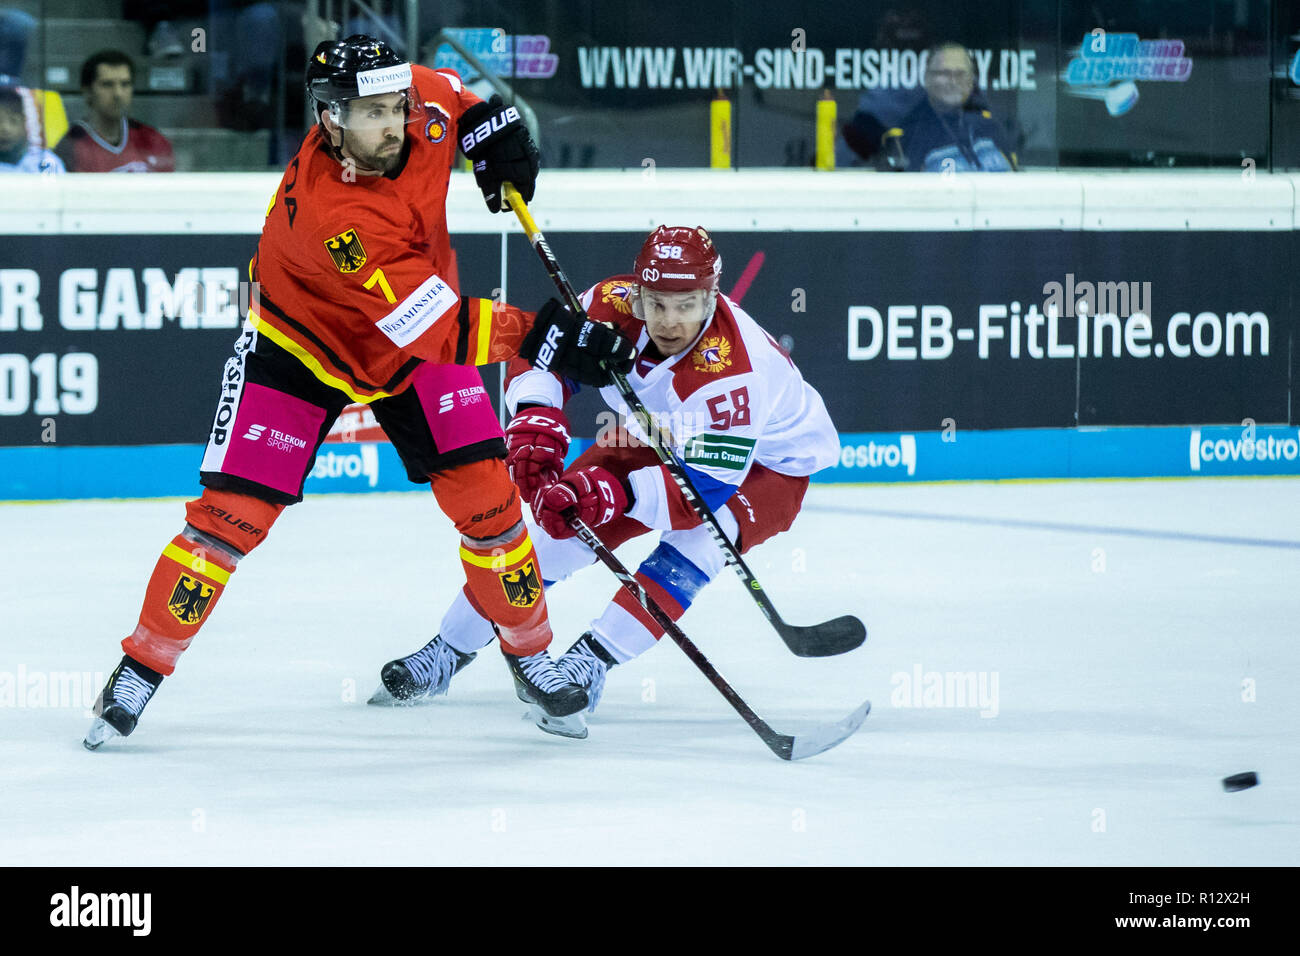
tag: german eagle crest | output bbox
[501,561,541,608]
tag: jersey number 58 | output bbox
[706,387,751,430]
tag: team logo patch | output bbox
[167,574,215,625]
[424,102,450,143]
[324,228,367,273]
[500,560,542,608]
[692,335,732,373]
[600,280,634,314]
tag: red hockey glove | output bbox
[505,405,571,504]
[536,466,629,540]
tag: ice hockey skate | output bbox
[83,656,164,751]
[503,648,588,738]
[556,633,617,714]
[368,634,477,705]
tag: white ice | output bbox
[1,478,1297,865]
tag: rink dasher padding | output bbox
[3,423,1296,500]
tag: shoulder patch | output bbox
[324,228,367,273]
[600,280,634,315]
[423,102,451,143]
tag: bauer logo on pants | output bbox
[323,229,367,273]
[168,574,215,624]
[501,560,541,608]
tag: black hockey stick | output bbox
[565,512,870,760]
[502,183,867,658]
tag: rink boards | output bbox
[2,422,1297,499]
[3,171,1298,500]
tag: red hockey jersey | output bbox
[249,64,531,403]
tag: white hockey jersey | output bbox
[506,275,839,532]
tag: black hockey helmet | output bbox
[305,34,425,129]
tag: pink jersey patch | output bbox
[219,383,326,496]
[411,364,504,452]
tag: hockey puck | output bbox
[1222,772,1259,792]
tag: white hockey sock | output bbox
[589,509,739,664]
[532,526,598,582]
[439,588,498,654]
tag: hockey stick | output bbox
[501,182,867,658]
[566,512,870,760]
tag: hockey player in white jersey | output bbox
[370,225,841,735]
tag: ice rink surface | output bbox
[2,477,1297,866]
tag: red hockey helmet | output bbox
[633,226,722,294]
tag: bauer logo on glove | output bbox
[456,94,539,213]
[520,300,637,387]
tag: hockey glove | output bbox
[506,405,571,506]
[457,94,540,213]
[520,299,637,387]
[536,466,630,540]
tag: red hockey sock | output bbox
[433,458,554,656]
[459,525,552,656]
[122,532,238,676]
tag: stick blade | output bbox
[785,699,871,761]
[779,614,867,658]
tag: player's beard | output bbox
[352,132,404,174]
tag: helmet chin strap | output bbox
[318,107,349,164]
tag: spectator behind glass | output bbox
[843,43,1016,172]
[0,86,64,173]
[55,50,175,172]
[0,6,37,84]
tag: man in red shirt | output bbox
[83,35,635,750]
[55,50,175,172]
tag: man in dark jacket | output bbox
[843,42,1016,172]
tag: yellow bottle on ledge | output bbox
[710,90,731,169]
[815,89,836,171]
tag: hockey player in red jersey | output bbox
[371,226,841,737]
[84,35,635,750]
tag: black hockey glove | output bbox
[457,94,540,213]
[520,299,637,387]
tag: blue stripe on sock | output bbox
[637,542,710,609]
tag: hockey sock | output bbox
[439,586,500,654]
[121,490,283,676]
[459,521,552,656]
[122,529,239,676]
[432,458,556,656]
[440,527,594,655]
[592,540,712,663]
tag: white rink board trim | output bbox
[1,171,1297,235]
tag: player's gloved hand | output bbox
[536,466,629,540]
[520,299,637,387]
[457,94,539,213]
[505,405,571,505]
